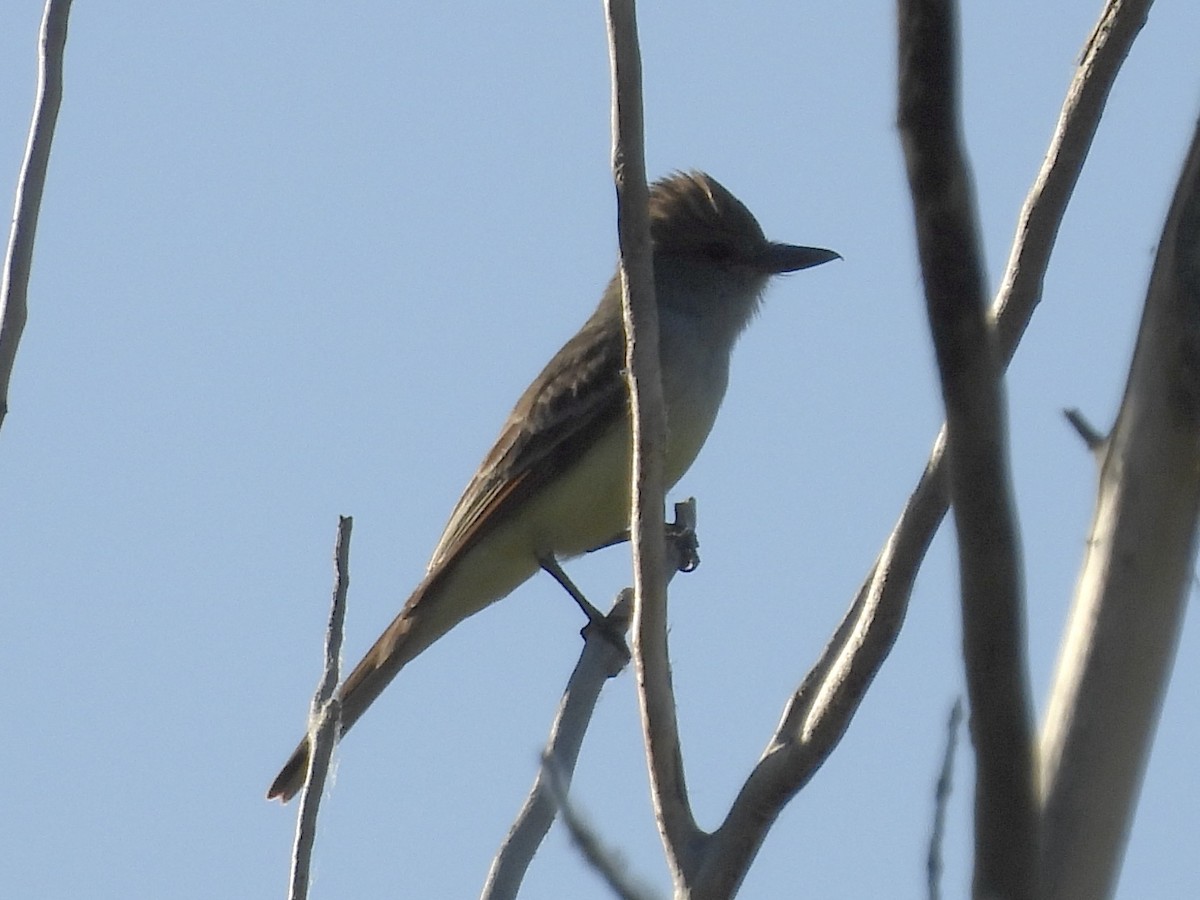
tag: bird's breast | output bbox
[659,313,732,488]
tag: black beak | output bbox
[758,243,841,274]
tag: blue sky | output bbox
[2,3,1199,898]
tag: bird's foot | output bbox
[585,500,700,574]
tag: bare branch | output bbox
[483,502,696,900]
[992,0,1153,360]
[538,752,662,900]
[898,2,1039,897]
[787,0,1148,779]
[1040,113,1200,900]
[1,0,73,432]
[680,4,1150,893]
[287,516,352,900]
[604,0,699,885]
[697,462,949,898]
[481,591,634,900]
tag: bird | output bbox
[267,171,838,801]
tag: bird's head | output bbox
[646,171,838,332]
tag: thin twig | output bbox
[927,698,964,900]
[540,754,661,900]
[287,516,352,900]
[1062,407,1106,452]
[1,0,73,431]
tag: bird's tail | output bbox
[266,572,450,802]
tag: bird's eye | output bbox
[700,241,735,263]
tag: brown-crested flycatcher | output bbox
[268,171,838,801]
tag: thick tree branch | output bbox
[898,2,1039,898]
[1040,113,1200,900]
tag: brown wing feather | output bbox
[426,288,626,572]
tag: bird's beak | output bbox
[758,243,841,274]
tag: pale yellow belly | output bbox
[426,357,726,633]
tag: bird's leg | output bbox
[537,553,630,655]
[537,552,606,624]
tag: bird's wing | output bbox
[426,301,627,572]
